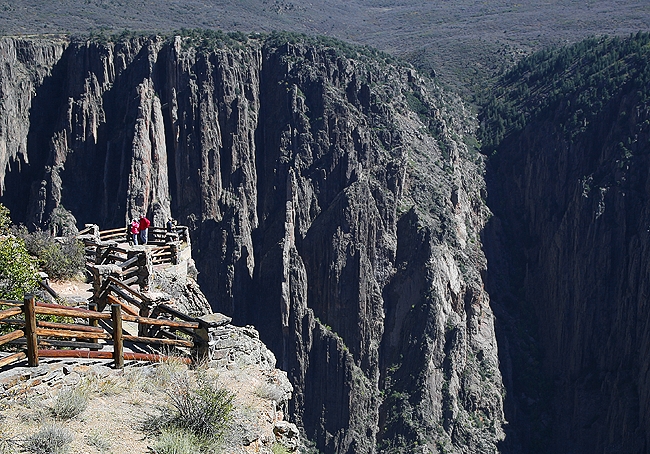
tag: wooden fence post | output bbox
[138,301,150,337]
[24,294,39,367]
[169,241,179,265]
[111,303,124,369]
[194,323,210,362]
[88,301,99,344]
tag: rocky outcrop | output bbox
[0,34,504,453]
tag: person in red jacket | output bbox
[139,216,151,244]
[130,219,140,245]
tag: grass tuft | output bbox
[84,430,111,452]
[21,425,72,454]
[0,419,16,454]
[272,443,291,454]
[255,382,286,403]
[50,387,88,420]
[151,427,203,454]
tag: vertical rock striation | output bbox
[0,34,504,453]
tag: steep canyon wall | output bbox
[0,34,504,453]
[484,36,650,453]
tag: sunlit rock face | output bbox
[0,34,503,454]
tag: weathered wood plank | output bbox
[35,306,112,320]
[121,313,199,329]
[0,352,26,368]
[37,321,104,333]
[0,307,22,321]
[0,329,24,347]
[122,334,193,348]
[107,277,151,303]
[11,338,104,350]
[106,285,142,309]
[106,294,139,316]
[24,295,38,367]
[38,280,60,299]
[121,268,139,281]
[121,275,139,286]
[118,255,140,270]
[35,328,111,340]
[38,349,191,364]
[157,304,199,323]
[100,227,126,235]
[112,304,124,369]
[88,302,99,345]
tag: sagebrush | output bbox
[50,387,88,419]
[145,372,234,447]
[21,425,72,454]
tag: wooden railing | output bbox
[98,227,127,242]
[78,224,191,272]
[0,295,206,369]
[97,226,189,247]
[151,245,174,265]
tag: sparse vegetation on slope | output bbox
[21,425,73,454]
[0,0,648,100]
[14,227,85,281]
[479,32,650,151]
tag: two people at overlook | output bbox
[130,216,151,245]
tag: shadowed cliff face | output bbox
[485,69,650,454]
[0,35,504,453]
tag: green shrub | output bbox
[145,374,234,445]
[21,425,72,454]
[272,443,291,454]
[0,203,10,235]
[15,228,85,280]
[0,236,38,300]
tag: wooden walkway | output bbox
[0,223,209,370]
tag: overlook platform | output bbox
[0,223,226,371]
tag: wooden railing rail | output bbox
[99,228,127,242]
[107,276,151,304]
[77,226,94,236]
[0,295,200,370]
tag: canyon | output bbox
[0,31,648,454]
[0,34,503,453]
